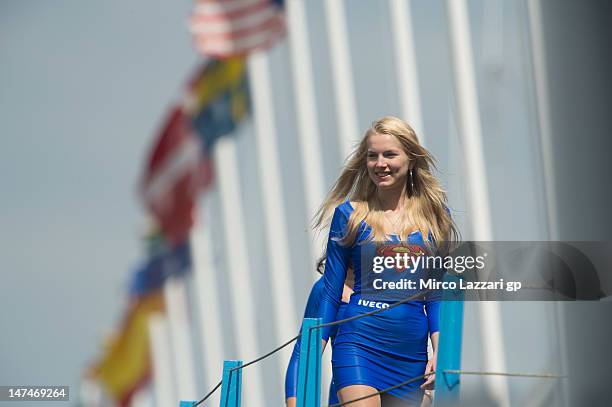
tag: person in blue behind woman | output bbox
[313,116,459,406]
[285,258,354,406]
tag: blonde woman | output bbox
[315,116,459,406]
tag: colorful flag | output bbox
[185,57,251,149]
[91,17,262,407]
[88,232,192,406]
[189,0,285,58]
[129,240,192,297]
[140,107,213,246]
[90,291,165,407]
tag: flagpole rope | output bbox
[443,370,566,379]
[192,289,431,404]
[193,381,221,406]
[191,284,565,406]
[229,334,302,372]
[310,289,432,331]
[328,372,432,407]
[328,369,565,407]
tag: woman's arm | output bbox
[430,331,439,353]
[420,331,439,390]
[285,343,301,403]
[421,292,441,390]
[318,206,350,342]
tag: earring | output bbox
[410,169,414,191]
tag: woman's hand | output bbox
[420,353,437,390]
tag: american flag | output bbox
[189,0,285,58]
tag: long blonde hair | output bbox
[313,116,459,253]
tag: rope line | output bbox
[191,318,564,406]
[193,335,301,405]
[443,369,567,379]
[311,289,432,331]
[328,369,565,407]
[194,289,434,404]
[328,372,433,406]
[193,380,221,406]
[229,334,301,372]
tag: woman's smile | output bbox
[366,133,410,189]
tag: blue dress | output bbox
[285,277,348,404]
[319,201,441,403]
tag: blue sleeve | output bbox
[425,298,441,334]
[285,279,325,399]
[319,206,350,341]
[285,345,300,399]
[424,262,443,334]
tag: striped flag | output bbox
[140,107,213,246]
[129,239,192,297]
[189,0,285,58]
[140,57,250,246]
[184,57,251,149]
[89,291,165,407]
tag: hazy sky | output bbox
[0,0,198,403]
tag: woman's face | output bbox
[366,133,411,191]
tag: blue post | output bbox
[296,318,322,407]
[219,360,243,407]
[179,402,196,407]
[434,273,464,406]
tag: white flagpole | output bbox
[324,0,359,158]
[129,386,154,407]
[213,136,266,406]
[321,1,361,400]
[190,199,224,406]
[287,0,327,272]
[388,0,434,393]
[446,1,510,406]
[526,0,558,242]
[388,0,426,143]
[285,1,333,401]
[148,314,176,407]
[163,276,198,403]
[526,2,569,407]
[78,376,105,407]
[247,51,300,392]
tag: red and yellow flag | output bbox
[90,291,165,406]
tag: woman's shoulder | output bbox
[312,276,325,296]
[329,200,355,234]
[332,200,357,223]
[335,200,355,215]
